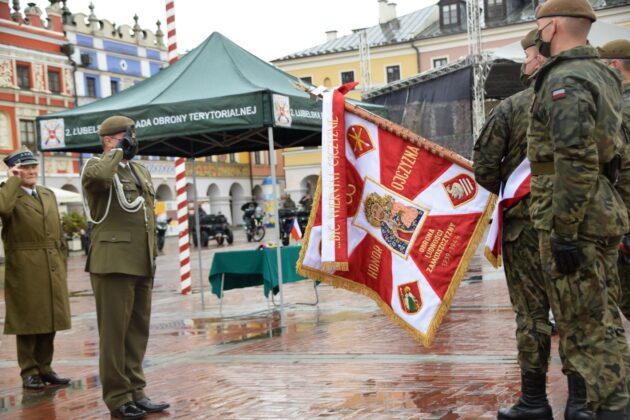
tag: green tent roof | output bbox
[37,32,387,157]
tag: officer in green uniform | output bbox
[82,116,168,420]
[600,39,630,322]
[0,147,71,389]
[528,1,630,418]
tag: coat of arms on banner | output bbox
[353,178,427,259]
[442,173,477,208]
[272,94,292,127]
[347,124,374,159]
[40,119,65,149]
[398,281,422,314]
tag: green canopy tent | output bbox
[36,31,387,319]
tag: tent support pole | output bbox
[267,126,286,328]
[41,152,46,186]
[192,158,205,310]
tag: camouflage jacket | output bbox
[616,82,630,225]
[473,87,534,242]
[527,45,628,239]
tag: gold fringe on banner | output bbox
[484,246,502,269]
[297,175,496,347]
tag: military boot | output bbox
[497,373,553,420]
[595,410,625,420]
[565,374,595,420]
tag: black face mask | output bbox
[116,126,138,160]
[534,21,553,58]
[520,63,532,87]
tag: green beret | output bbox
[98,116,135,136]
[535,0,597,22]
[521,29,538,51]
[598,39,630,59]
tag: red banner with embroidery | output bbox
[320,83,356,271]
[298,103,493,347]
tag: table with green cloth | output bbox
[209,245,307,298]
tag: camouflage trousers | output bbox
[617,256,630,321]
[502,223,552,375]
[539,231,630,411]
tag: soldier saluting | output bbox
[0,147,71,389]
[528,0,630,418]
[82,116,168,419]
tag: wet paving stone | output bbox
[0,234,628,419]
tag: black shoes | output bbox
[110,402,146,419]
[134,397,170,413]
[22,375,45,390]
[565,374,594,420]
[497,374,553,420]
[40,371,71,385]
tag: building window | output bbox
[19,120,36,151]
[86,76,97,97]
[485,0,505,20]
[441,2,459,27]
[300,76,313,85]
[254,151,262,165]
[229,153,236,163]
[47,68,61,94]
[386,65,401,83]
[16,64,31,90]
[341,71,355,85]
[110,79,119,94]
[433,58,448,68]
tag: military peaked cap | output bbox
[98,115,135,136]
[598,39,630,59]
[535,0,597,22]
[3,146,38,167]
[521,29,538,51]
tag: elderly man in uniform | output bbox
[82,116,168,419]
[528,0,630,418]
[600,39,630,322]
[475,30,593,420]
[0,147,71,389]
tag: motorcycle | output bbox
[244,205,265,242]
[156,216,171,252]
[191,212,234,247]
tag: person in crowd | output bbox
[82,116,168,420]
[0,147,71,390]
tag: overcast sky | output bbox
[65,0,438,61]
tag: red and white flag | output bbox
[483,159,531,268]
[291,218,302,241]
[297,95,493,347]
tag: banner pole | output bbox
[267,126,286,328]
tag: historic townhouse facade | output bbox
[274,0,630,199]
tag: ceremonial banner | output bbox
[297,99,493,347]
[483,159,531,268]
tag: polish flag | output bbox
[483,159,531,268]
[291,218,302,241]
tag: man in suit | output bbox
[0,147,71,389]
[82,116,168,420]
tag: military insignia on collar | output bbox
[552,88,566,101]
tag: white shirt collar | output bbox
[21,186,35,195]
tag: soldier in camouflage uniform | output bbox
[474,30,556,420]
[528,1,630,418]
[600,39,630,322]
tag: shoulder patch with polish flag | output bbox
[551,88,566,101]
